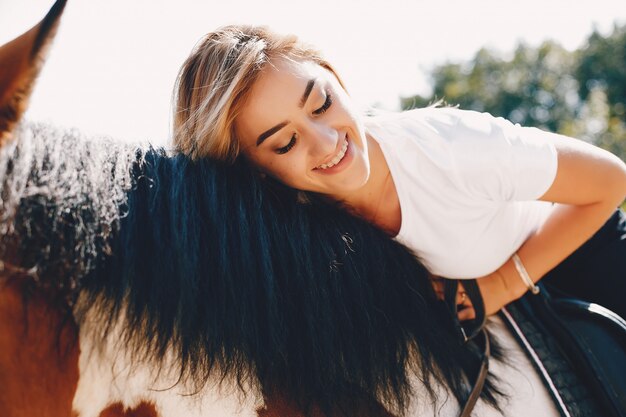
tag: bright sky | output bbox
[1,0,624,145]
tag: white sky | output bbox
[1,0,624,145]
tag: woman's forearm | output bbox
[500,201,623,300]
[478,133,626,314]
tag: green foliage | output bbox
[402,24,626,162]
[576,25,626,115]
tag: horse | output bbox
[0,2,619,417]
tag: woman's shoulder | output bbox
[366,106,504,136]
[366,106,508,148]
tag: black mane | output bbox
[0,121,503,416]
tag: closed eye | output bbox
[276,134,297,154]
[313,92,332,115]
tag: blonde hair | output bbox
[172,25,343,162]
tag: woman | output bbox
[171,25,626,415]
[172,25,626,319]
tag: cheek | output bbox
[244,145,311,189]
[268,160,301,181]
[267,159,313,188]
[241,149,274,177]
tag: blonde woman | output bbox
[172,25,626,416]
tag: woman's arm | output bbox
[470,132,626,318]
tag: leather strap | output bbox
[459,328,490,417]
[443,279,490,416]
[444,279,486,342]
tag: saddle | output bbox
[445,279,626,417]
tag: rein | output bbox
[444,279,489,416]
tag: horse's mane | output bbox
[0,121,504,416]
[0,122,135,297]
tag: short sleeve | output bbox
[425,108,558,202]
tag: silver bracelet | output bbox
[512,253,540,295]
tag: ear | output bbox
[0,0,67,147]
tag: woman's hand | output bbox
[430,267,520,321]
[473,267,523,318]
[430,276,479,321]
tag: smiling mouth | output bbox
[316,138,348,170]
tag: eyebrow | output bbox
[299,79,315,108]
[257,121,288,146]
[256,79,316,146]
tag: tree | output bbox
[576,25,626,117]
[402,24,626,162]
[574,25,626,159]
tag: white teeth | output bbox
[318,139,348,170]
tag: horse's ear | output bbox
[0,0,67,146]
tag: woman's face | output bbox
[235,58,370,197]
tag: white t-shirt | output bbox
[367,108,562,415]
[366,107,558,278]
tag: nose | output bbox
[302,121,339,160]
